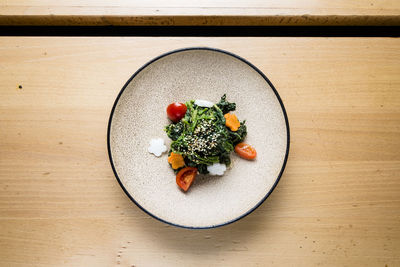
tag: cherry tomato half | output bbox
[167,102,187,122]
[235,143,257,160]
[176,167,197,192]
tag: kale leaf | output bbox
[165,121,184,141]
[216,94,236,114]
[228,121,247,145]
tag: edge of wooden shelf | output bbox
[0,15,399,26]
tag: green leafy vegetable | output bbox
[216,94,236,114]
[165,95,247,174]
[228,122,247,145]
[165,121,184,141]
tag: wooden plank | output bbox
[0,37,399,266]
[0,0,399,26]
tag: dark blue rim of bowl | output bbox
[107,47,290,229]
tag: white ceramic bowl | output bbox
[108,48,289,228]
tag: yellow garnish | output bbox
[167,152,185,169]
[224,113,240,131]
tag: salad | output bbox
[163,95,257,192]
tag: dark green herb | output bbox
[216,94,236,114]
[228,122,247,145]
[165,121,184,141]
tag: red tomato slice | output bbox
[176,167,197,192]
[167,102,187,122]
[235,143,257,160]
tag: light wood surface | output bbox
[0,0,400,26]
[0,37,399,266]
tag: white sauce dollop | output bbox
[195,99,214,108]
[207,163,227,176]
[148,138,167,157]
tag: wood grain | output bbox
[0,0,399,26]
[0,37,399,266]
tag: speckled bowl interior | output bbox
[108,48,289,228]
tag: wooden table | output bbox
[1,37,399,266]
[1,0,400,26]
